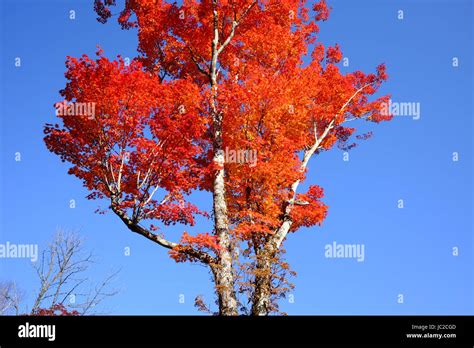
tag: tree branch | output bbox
[270,82,377,250]
[217,0,257,55]
[110,202,216,265]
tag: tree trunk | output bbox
[251,248,273,316]
[211,254,238,315]
[211,111,238,315]
[251,218,293,315]
[209,14,238,313]
[212,155,238,315]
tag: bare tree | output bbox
[1,230,119,315]
[30,230,119,315]
[0,281,23,315]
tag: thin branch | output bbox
[217,0,257,55]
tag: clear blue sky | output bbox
[0,0,472,315]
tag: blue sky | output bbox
[0,0,472,315]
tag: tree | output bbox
[0,231,118,315]
[0,281,23,315]
[44,0,392,315]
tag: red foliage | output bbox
[45,0,393,263]
[170,232,220,262]
[31,304,80,316]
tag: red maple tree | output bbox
[44,0,392,315]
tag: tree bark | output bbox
[211,149,238,315]
[251,247,274,316]
[211,111,238,315]
[252,215,293,315]
[208,1,238,315]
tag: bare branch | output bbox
[29,230,119,315]
[0,281,23,315]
